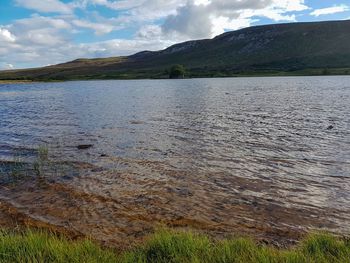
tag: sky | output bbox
[0,0,349,69]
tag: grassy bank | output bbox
[0,80,34,84]
[0,229,349,262]
[1,68,350,82]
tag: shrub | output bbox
[169,65,186,79]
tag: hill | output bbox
[1,20,350,81]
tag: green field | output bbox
[0,229,349,263]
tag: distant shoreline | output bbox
[0,80,35,84]
[1,71,350,84]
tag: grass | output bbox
[0,230,116,263]
[0,229,349,263]
[1,67,349,83]
[33,145,49,178]
[0,80,34,84]
[0,145,50,183]
[9,155,25,180]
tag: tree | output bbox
[169,65,186,79]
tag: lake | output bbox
[0,76,349,247]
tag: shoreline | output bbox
[0,80,35,84]
[1,73,350,84]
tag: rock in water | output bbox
[77,144,93,150]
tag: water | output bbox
[0,76,349,246]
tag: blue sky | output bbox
[0,0,349,69]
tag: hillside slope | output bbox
[1,20,350,80]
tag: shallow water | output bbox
[0,77,349,246]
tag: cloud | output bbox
[136,25,163,40]
[0,63,14,70]
[310,5,349,17]
[160,0,308,39]
[73,0,187,22]
[0,28,16,42]
[9,15,72,46]
[162,2,213,39]
[72,19,115,35]
[82,0,144,10]
[16,0,72,14]
[15,0,73,14]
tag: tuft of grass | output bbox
[123,231,350,263]
[0,229,117,263]
[37,145,49,161]
[122,229,212,263]
[9,156,25,180]
[301,233,350,263]
[33,145,49,178]
[0,229,349,263]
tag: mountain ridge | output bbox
[1,19,350,80]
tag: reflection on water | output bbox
[0,76,349,246]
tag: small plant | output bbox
[33,145,49,178]
[33,161,42,177]
[10,155,24,180]
[38,145,49,161]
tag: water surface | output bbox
[0,77,349,246]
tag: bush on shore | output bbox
[0,229,349,263]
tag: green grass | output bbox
[0,230,117,263]
[0,229,349,263]
[33,145,49,177]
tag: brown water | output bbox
[0,77,349,247]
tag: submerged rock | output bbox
[77,144,93,150]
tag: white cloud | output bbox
[310,5,349,17]
[0,28,16,42]
[162,3,213,39]
[86,0,143,10]
[212,16,256,36]
[72,19,115,35]
[160,0,308,39]
[15,0,72,14]
[13,15,72,31]
[273,0,308,12]
[8,15,72,46]
[136,25,163,40]
[0,63,14,70]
